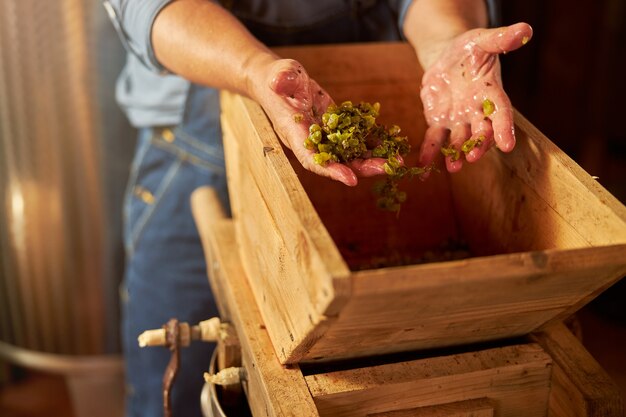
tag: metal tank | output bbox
[0,0,136,415]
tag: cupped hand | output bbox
[418,22,533,174]
[252,58,388,186]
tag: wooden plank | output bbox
[221,92,351,363]
[531,323,624,417]
[450,112,626,256]
[222,93,350,293]
[273,43,422,86]
[510,113,626,245]
[367,398,495,417]
[305,343,552,417]
[191,176,232,322]
[303,245,626,362]
[191,187,319,417]
[290,156,458,271]
[449,148,589,256]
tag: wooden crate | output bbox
[191,187,624,417]
[220,42,626,365]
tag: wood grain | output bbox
[221,96,351,364]
[305,343,552,417]
[303,245,626,362]
[531,323,624,417]
[367,398,495,417]
[450,112,626,256]
[191,187,319,417]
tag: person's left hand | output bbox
[418,22,533,174]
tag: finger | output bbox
[445,124,471,172]
[445,158,463,172]
[306,157,359,186]
[269,59,315,112]
[347,157,388,177]
[270,60,304,94]
[324,162,359,186]
[291,145,358,186]
[465,117,494,162]
[419,126,448,167]
[474,22,533,55]
[310,80,334,119]
[419,126,448,179]
[489,94,516,153]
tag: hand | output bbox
[418,22,533,174]
[251,58,388,186]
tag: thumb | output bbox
[473,22,533,55]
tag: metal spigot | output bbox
[138,317,229,417]
[138,317,224,347]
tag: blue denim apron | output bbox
[121,85,229,417]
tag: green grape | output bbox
[326,113,339,130]
[383,162,396,176]
[305,101,433,213]
[440,146,460,162]
[313,152,332,165]
[482,98,495,117]
[461,135,485,154]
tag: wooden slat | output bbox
[221,93,351,363]
[273,43,421,86]
[191,187,319,417]
[303,245,626,362]
[305,343,552,417]
[367,398,495,417]
[451,112,626,256]
[510,113,626,245]
[531,323,624,417]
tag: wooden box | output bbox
[192,187,623,417]
[220,43,626,365]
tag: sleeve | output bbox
[393,0,414,30]
[102,0,173,73]
[392,0,501,32]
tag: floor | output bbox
[0,367,75,417]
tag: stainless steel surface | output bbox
[201,349,228,417]
[0,339,123,375]
[0,0,135,357]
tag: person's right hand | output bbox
[249,58,389,186]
